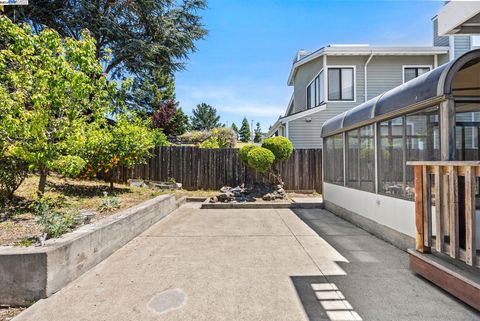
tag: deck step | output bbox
[408,249,480,311]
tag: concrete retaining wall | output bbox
[0,194,177,306]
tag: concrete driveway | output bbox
[14,204,479,321]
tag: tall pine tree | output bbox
[190,103,221,131]
[254,122,263,143]
[231,123,239,139]
[239,118,251,143]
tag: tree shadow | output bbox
[45,180,132,199]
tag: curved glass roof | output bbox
[321,49,480,137]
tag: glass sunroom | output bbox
[321,49,480,259]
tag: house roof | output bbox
[287,45,450,86]
[321,48,480,137]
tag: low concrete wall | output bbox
[324,200,415,251]
[0,194,177,306]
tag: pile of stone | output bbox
[209,183,286,203]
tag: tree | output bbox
[231,123,239,139]
[239,118,251,142]
[0,17,115,195]
[190,103,221,131]
[254,122,263,143]
[6,0,208,114]
[167,108,190,137]
[152,100,178,133]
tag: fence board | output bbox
[113,147,323,192]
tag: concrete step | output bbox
[408,249,480,311]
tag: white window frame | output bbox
[402,65,432,84]
[305,69,325,109]
[326,65,356,103]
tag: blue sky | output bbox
[174,0,444,132]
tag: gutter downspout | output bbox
[364,52,374,102]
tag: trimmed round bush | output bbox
[247,147,275,173]
[239,144,257,163]
[261,136,293,161]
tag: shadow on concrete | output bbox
[288,208,480,321]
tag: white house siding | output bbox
[293,58,324,114]
[366,55,435,100]
[288,111,326,149]
[454,36,472,59]
[433,18,450,47]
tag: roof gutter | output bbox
[364,52,374,102]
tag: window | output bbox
[455,102,480,160]
[306,71,324,109]
[346,125,375,192]
[324,134,344,185]
[378,107,440,199]
[403,66,431,83]
[328,67,354,101]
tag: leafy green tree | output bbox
[191,103,222,131]
[254,122,263,143]
[239,118,251,142]
[168,108,190,137]
[0,17,115,195]
[231,123,239,139]
[6,0,208,114]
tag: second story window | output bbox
[403,66,431,83]
[328,67,354,101]
[306,71,324,109]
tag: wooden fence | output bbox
[113,146,322,192]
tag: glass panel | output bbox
[418,67,430,76]
[455,102,480,161]
[378,116,405,197]
[328,69,340,100]
[341,68,354,100]
[359,125,375,192]
[319,71,324,103]
[404,68,417,82]
[314,77,320,106]
[405,107,440,200]
[346,129,359,188]
[324,134,344,185]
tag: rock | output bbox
[128,179,145,188]
[209,196,218,203]
[217,192,234,202]
[277,188,286,196]
[220,186,231,193]
[262,193,275,201]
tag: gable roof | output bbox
[288,45,450,86]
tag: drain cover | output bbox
[148,288,187,315]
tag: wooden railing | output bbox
[407,161,479,268]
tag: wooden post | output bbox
[415,165,428,252]
[464,166,477,266]
[422,166,432,248]
[434,166,444,252]
[448,166,459,259]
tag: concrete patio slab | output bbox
[13,206,479,321]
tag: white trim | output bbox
[281,104,327,123]
[287,47,450,86]
[284,94,294,116]
[434,54,438,69]
[285,121,289,138]
[364,52,374,102]
[401,65,433,84]
[326,65,357,103]
[449,35,455,61]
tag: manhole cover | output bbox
[148,288,187,315]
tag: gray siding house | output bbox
[268,17,479,149]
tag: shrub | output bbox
[239,144,257,163]
[0,156,28,202]
[261,136,293,161]
[199,137,220,149]
[32,198,77,240]
[247,147,275,173]
[212,127,236,148]
[98,192,121,213]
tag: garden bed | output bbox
[0,175,217,247]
